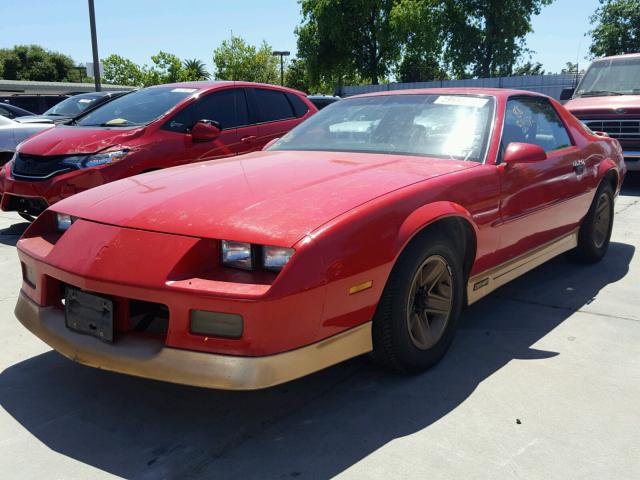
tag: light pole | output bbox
[272,51,290,86]
[88,0,102,91]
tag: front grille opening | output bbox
[5,195,48,216]
[129,300,169,337]
[11,152,75,181]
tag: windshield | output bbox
[44,94,102,116]
[77,87,198,127]
[576,56,640,96]
[270,94,495,162]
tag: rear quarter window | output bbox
[253,88,295,123]
[286,93,310,117]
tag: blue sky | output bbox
[0,0,600,76]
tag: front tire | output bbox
[574,182,614,263]
[372,233,465,373]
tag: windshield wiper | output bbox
[577,90,625,97]
[82,120,137,127]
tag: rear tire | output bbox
[574,182,614,263]
[372,232,465,373]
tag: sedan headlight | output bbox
[262,246,295,271]
[56,213,75,231]
[60,149,130,169]
[221,240,253,270]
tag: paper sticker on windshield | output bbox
[434,96,488,108]
[78,99,92,103]
[171,88,197,93]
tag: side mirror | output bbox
[191,119,221,142]
[503,142,547,165]
[560,88,575,101]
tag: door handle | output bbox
[573,160,586,174]
[241,135,257,143]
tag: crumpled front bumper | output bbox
[15,291,372,390]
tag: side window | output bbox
[163,89,249,133]
[286,92,310,117]
[502,97,573,155]
[253,88,295,123]
[0,106,14,119]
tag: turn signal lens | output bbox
[56,213,75,231]
[221,240,253,270]
[190,310,243,338]
[262,245,295,271]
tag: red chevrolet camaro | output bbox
[15,88,625,390]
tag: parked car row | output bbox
[0,81,316,220]
[10,84,626,390]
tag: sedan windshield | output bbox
[44,94,103,116]
[576,56,640,97]
[270,94,495,162]
[77,87,198,127]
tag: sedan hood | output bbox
[55,150,476,246]
[14,115,56,125]
[17,125,146,156]
[564,95,640,116]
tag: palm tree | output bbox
[183,59,209,80]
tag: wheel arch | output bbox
[597,159,620,194]
[394,201,478,281]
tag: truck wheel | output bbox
[574,183,614,263]
[372,233,464,373]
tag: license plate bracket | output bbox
[65,288,114,342]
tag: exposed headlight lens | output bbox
[221,240,253,270]
[262,245,295,271]
[56,213,75,231]
[60,149,129,169]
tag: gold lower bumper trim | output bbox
[14,292,373,390]
[467,229,579,304]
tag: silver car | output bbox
[0,115,53,164]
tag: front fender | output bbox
[394,201,479,254]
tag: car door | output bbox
[159,87,257,165]
[247,87,301,148]
[497,95,590,260]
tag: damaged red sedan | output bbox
[15,88,625,389]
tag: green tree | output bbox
[144,51,184,85]
[285,58,310,92]
[443,0,553,78]
[392,0,447,82]
[297,0,400,86]
[561,61,578,74]
[183,58,209,80]
[103,54,145,86]
[212,36,279,83]
[0,45,77,81]
[513,61,545,75]
[589,0,640,57]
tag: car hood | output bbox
[14,115,57,124]
[17,125,146,156]
[55,150,477,246]
[564,95,640,116]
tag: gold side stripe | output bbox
[467,229,578,305]
[349,280,373,295]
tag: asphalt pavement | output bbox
[1,176,639,479]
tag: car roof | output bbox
[153,81,308,96]
[594,52,640,62]
[350,87,548,100]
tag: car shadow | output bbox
[0,221,29,246]
[621,171,640,197]
[0,242,634,479]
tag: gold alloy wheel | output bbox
[593,192,612,249]
[406,255,453,350]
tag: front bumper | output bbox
[15,291,372,390]
[0,162,113,214]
